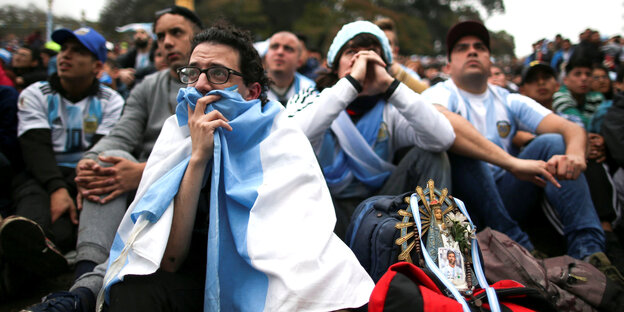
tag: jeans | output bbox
[450,134,604,259]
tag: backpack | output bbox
[347,179,550,311]
[369,262,556,312]
[346,180,481,286]
[345,192,410,282]
[477,227,624,312]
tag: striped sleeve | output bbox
[285,86,319,118]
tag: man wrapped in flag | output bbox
[98,23,374,311]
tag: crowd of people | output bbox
[1,5,624,311]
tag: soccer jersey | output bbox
[422,79,551,177]
[17,81,124,167]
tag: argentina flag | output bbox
[98,87,374,311]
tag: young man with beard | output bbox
[116,24,154,88]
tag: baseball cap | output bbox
[326,21,393,68]
[52,27,107,62]
[521,61,556,85]
[446,20,490,57]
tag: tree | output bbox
[0,5,95,42]
[95,0,512,58]
[99,0,172,39]
[490,30,515,59]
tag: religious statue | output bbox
[395,179,476,293]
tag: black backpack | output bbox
[345,192,411,282]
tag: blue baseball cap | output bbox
[326,21,393,69]
[52,27,107,63]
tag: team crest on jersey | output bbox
[377,122,389,141]
[496,121,511,138]
[83,114,98,134]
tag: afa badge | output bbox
[496,121,511,138]
[377,122,389,141]
[83,114,98,134]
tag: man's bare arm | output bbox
[435,105,559,187]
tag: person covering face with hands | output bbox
[101,23,374,312]
[287,21,454,239]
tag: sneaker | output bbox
[586,251,624,288]
[21,291,81,312]
[0,216,68,277]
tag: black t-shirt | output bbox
[177,178,210,278]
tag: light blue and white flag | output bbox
[322,100,395,194]
[98,87,374,311]
[115,23,153,36]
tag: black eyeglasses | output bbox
[177,66,243,84]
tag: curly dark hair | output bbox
[191,22,269,104]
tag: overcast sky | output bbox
[2,0,623,57]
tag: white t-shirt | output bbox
[18,81,124,166]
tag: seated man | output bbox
[100,23,373,311]
[4,27,123,297]
[422,21,620,281]
[264,31,315,106]
[21,6,203,312]
[71,6,201,282]
[116,23,155,88]
[287,21,455,239]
